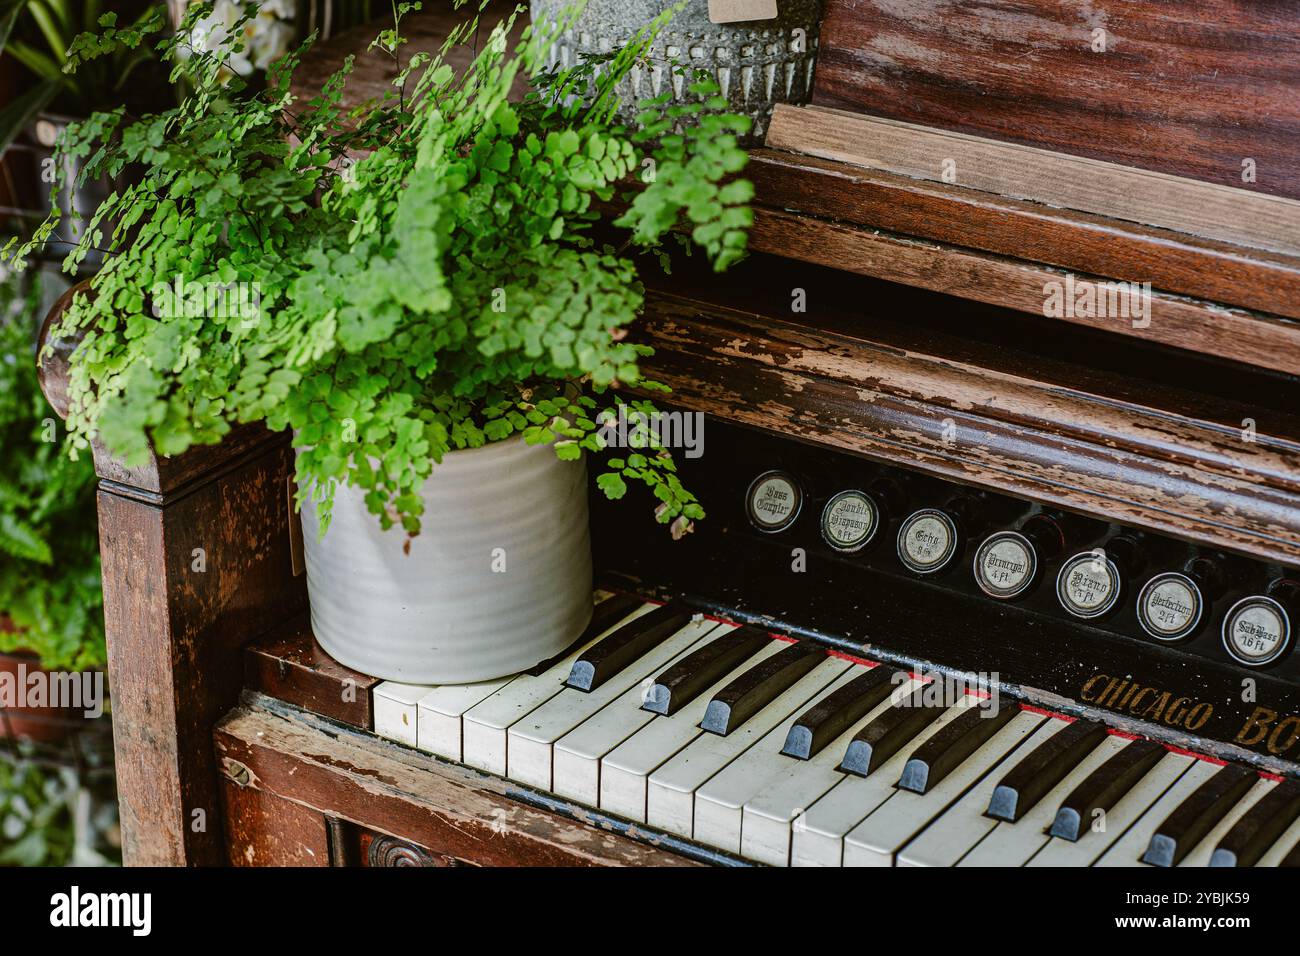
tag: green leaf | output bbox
[596,472,627,499]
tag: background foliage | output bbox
[0,264,103,670]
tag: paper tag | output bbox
[708,0,779,24]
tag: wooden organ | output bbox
[40,1,1300,867]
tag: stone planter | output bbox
[531,0,824,142]
[299,437,594,684]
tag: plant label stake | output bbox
[708,0,779,24]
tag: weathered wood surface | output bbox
[748,149,1300,324]
[221,773,332,866]
[244,614,378,730]
[290,2,529,109]
[744,205,1300,376]
[812,0,1300,200]
[95,438,306,865]
[766,105,1300,259]
[216,696,701,867]
[635,286,1300,568]
[40,281,308,866]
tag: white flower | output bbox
[260,0,296,18]
[180,0,295,76]
[248,16,295,69]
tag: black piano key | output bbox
[898,703,1018,794]
[1141,763,1256,867]
[641,626,770,716]
[565,603,694,692]
[589,592,647,636]
[839,693,948,777]
[700,640,824,736]
[781,665,899,760]
[1208,778,1300,867]
[1049,739,1166,842]
[986,719,1108,823]
[524,592,644,676]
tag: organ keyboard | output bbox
[365,420,1300,867]
[371,594,1300,867]
[38,2,1300,876]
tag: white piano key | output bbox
[1094,757,1222,867]
[894,715,1070,867]
[552,623,739,805]
[1027,751,1194,867]
[837,708,1045,867]
[647,656,851,839]
[416,677,517,761]
[461,602,657,775]
[847,712,1050,868]
[1179,776,1275,867]
[694,665,870,854]
[741,676,927,866]
[599,639,787,822]
[959,732,1131,867]
[790,696,987,867]
[1258,808,1300,867]
[507,617,721,791]
[373,681,430,746]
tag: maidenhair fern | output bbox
[9,1,752,543]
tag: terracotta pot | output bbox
[299,437,594,683]
[0,650,81,743]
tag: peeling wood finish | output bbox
[97,438,308,865]
[221,776,331,866]
[766,105,1300,259]
[812,0,1300,201]
[215,697,701,867]
[245,614,378,730]
[748,148,1300,326]
[746,206,1300,376]
[636,293,1300,568]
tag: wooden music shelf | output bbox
[750,109,1300,375]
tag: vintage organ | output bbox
[41,1,1300,867]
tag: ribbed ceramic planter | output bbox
[300,438,593,684]
[531,0,823,143]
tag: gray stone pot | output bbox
[531,0,823,143]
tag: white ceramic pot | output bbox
[300,437,593,684]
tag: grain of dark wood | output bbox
[96,438,307,865]
[748,148,1300,324]
[745,206,1300,376]
[765,105,1300,258]
[812,0,1300,200]
[221,773,331,866]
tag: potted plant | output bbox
[0,258,104,740]
[12,1,752,683]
